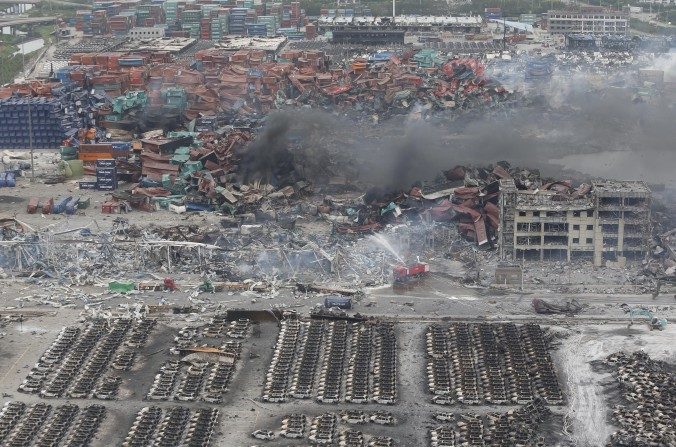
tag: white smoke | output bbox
[648,50,676,83]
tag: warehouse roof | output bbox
[215,36,287,52]
[318,15,482,27]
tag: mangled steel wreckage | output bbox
[3,153,667,291]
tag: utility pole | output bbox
[28,100,35,181]
[503,15,506,51]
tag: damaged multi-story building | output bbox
[498,180,651,266]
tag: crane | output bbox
[621,304,667,331]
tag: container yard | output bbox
[0,1,675,446]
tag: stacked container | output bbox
[75,10,93,35]
[246,23,267,37]
[200,17,211,40]
[181,8,202,37]
[228,8,248,35]
[91,10,109,35]
[211,12,229,40]
[0,98,79,149]
[164,0,179,24]
[137,4,164,25]
[257,15,277,36]
[305,23,316,39]
[109,12,136,35]
[96,159,118,191]
[162,87,187,109]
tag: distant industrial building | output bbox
[499,180,651,266]
[318,15,482,34]
[546,9,629,35]
[637,0,674,5]
[331,29,405,45]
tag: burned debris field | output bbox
[1,6,676,447]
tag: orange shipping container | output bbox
[107,54,121,70]
[95,54,109,67]
[78,152,113,161]
[81,54,96,65]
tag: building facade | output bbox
[638,0,674,5]
[128,27,165,39]
[317,15,483,34]
[499,180,651,266]
[546,9,629,35]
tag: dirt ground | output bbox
[553,324,676,447]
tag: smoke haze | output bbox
[242,62,675,188]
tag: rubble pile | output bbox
[603,351,675,447]
[9,47,518,135]
[651,228,676,279]
[330,162,578,247]
[1,159,615,290]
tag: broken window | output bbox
[625,197,646,207]
[543,249,567,261]
[571,251,593,261]
[586,238,593,244]
[518,211,527,217]
[600,197,622,207]
[599,210,621,220]
[516,249,541,261]
[624,211,640,220]
[517,223,541,232]
[544,223,568,233]
[544,235,567,245]
[624,224,641,234]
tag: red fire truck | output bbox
[393,262,430,283]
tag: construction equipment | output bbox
[393,262,429,283]
[621,304,668,331]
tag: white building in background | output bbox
[637,0,674,5]
[546,9,629,35]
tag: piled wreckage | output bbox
[0,47,516,149]
[4,157,643,291]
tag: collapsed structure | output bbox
[499,180,651,266]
